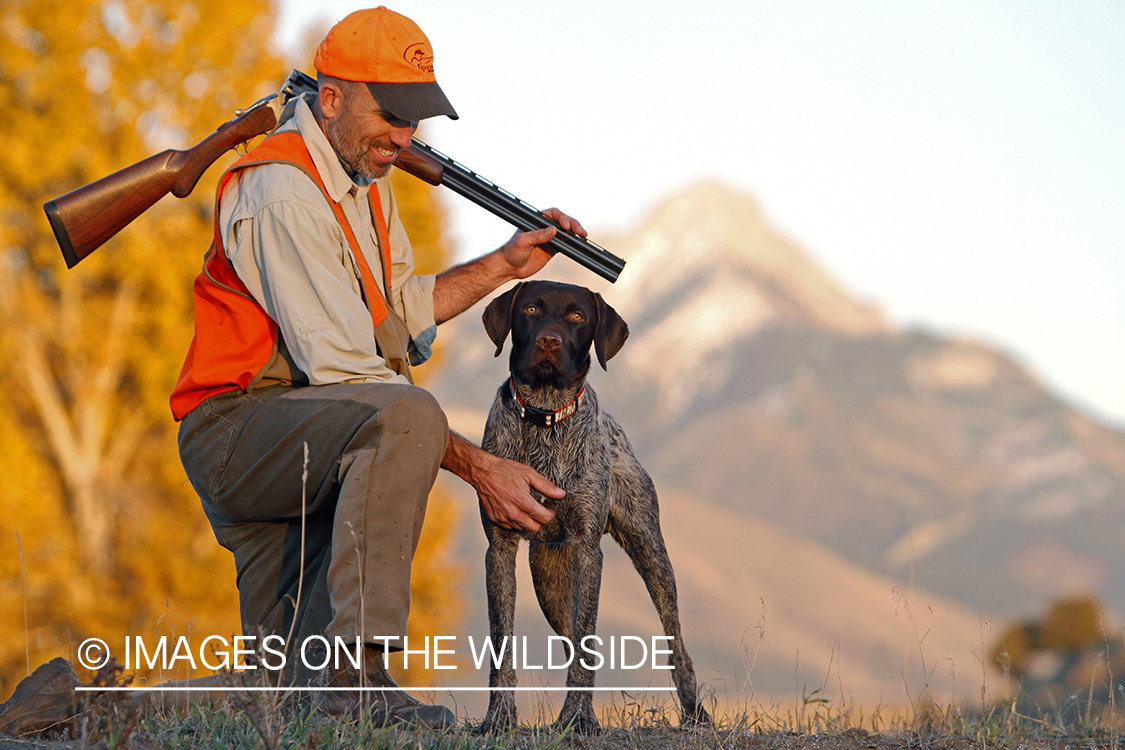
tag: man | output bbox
[3,5,557,737]
[169,6,579,728]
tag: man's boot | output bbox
[321,644,455,730]
[0,658,81,736]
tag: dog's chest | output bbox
[483,385,611,490]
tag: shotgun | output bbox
[44,69,625,282]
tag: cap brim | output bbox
[367,81,458,121]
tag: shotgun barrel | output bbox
[395,141,625,283]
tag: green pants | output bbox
[178,382,448,671]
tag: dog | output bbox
[476,280,711,733]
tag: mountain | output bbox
[421,180,1125,702]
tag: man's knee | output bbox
[329,384,448,469]
[372,385,449,459]
[399,386,448,434]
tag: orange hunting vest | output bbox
[170,131,412,421]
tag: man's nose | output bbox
[389,123,415,149]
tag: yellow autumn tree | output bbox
[0,0,463,697]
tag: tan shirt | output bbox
[218,95,437,386]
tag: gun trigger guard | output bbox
[235,141,250,156]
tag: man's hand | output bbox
[442,431,563,532]
[471,452,563,532]
[499,207,588,280]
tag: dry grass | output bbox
[5,681,1125,750]
[7,591,1125,748]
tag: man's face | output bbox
[324,83,417,180]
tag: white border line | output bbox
[75,686,676,693]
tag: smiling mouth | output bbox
[372,145,399,163]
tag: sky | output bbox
[274,0,1125,429]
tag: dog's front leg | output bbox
[553,535,602,734]
[479,531,520,733]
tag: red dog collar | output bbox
[509,376,586,428]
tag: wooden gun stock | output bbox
[393,145,445,186]
[44,101,280,268]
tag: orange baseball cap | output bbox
[314,6,458,121]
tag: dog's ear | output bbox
[592,292,629,370]
[482,283,525,357]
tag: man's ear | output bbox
[318,81,345,118]
[592,292,629,370]
[482,283,526,357]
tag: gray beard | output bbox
[325,116,391,181]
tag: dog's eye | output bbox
[568,312,585,323]
[524,305,537,314]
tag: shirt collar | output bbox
[286,95,377,203]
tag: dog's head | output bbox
[482,280,629,388]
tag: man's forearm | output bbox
[440,429,489,483]
[431,219,562,324]
[432,250,516,324]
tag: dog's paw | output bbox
[552,709,600,736]
[475,706,518,735]
[681,702,712,727]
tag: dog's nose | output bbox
[536,332,563,351]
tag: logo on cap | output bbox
[403,43,434,74]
